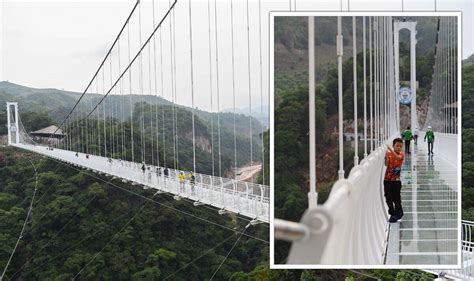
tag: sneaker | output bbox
[396,210,404,220]
[389,215,398,223]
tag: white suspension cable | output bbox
[246,0,253,180]
[376,17,380,145]
[87,89,91,154]
[160,24,166,166]
[385,17,388,141]
[337,16,344,179]
[103,68,107,157]
[214,0,222,177]
[138,0,145,163]
[308,15,317,208]
[110,57,115,158]
[152,0,160,166]
[247,0,253,179]
[230,0,237,178]
[353,16,359,166]
[369,16,373,152]
[363,16,367,158]
[189,0,196,173]
[128,22,135,162]
[80,99,84,153]
[147,29,154,166]
[448,17,451,133]
[97,78,102,157]
[258,0,265,185]
[382,16,385,139]
[452,17,456,134]
[383,17,387,142]
[168,0,176,169]
[119,35,125,159]
[172,3,179,169]
[446,17,450,133]
[207,0,215,177]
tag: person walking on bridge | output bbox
[384,138,405,223]
[189,171,196,195]
[424,126,435,155]
[402,126,413,154]
[413,127,419,145]
[163,166,169,189]
[178,171,185,193]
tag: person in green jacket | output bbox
[402,126,413,154]
[424,126,435,155]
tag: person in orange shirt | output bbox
[384,138,405,223]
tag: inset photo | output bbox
[270,12,461,268]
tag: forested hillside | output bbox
[461,62,474,220]
[275,18,436,131]
[0,148,269,280]
[0,81,265,175]
[0,146,434,280]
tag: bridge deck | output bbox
[385,143,458,265]
[12,143,270,223]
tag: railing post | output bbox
[245,182,249,212]
[259,185,264,217]
[220,178,224,207]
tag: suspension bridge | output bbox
[272,13,464,274]
[1,0,472,279]
[4,0,270,224]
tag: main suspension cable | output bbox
[48,1,140,140]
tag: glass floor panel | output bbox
[397,254,457,265]
[400,240,458,252]
[400,220,458,228]
[403,212,457,220]
[399,229,457,240]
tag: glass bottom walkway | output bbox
[385,143,458,265]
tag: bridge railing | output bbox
[12,140,270,222]
[276,145,390,265]
[427,220,472,279]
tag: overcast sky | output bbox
[1,0,472,112]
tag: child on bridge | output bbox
[384,138,405,223]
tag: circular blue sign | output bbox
[399,87,412,105]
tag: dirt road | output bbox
[236,164,262,182]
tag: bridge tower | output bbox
[6,102,20,145]
[394,21,418,132]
